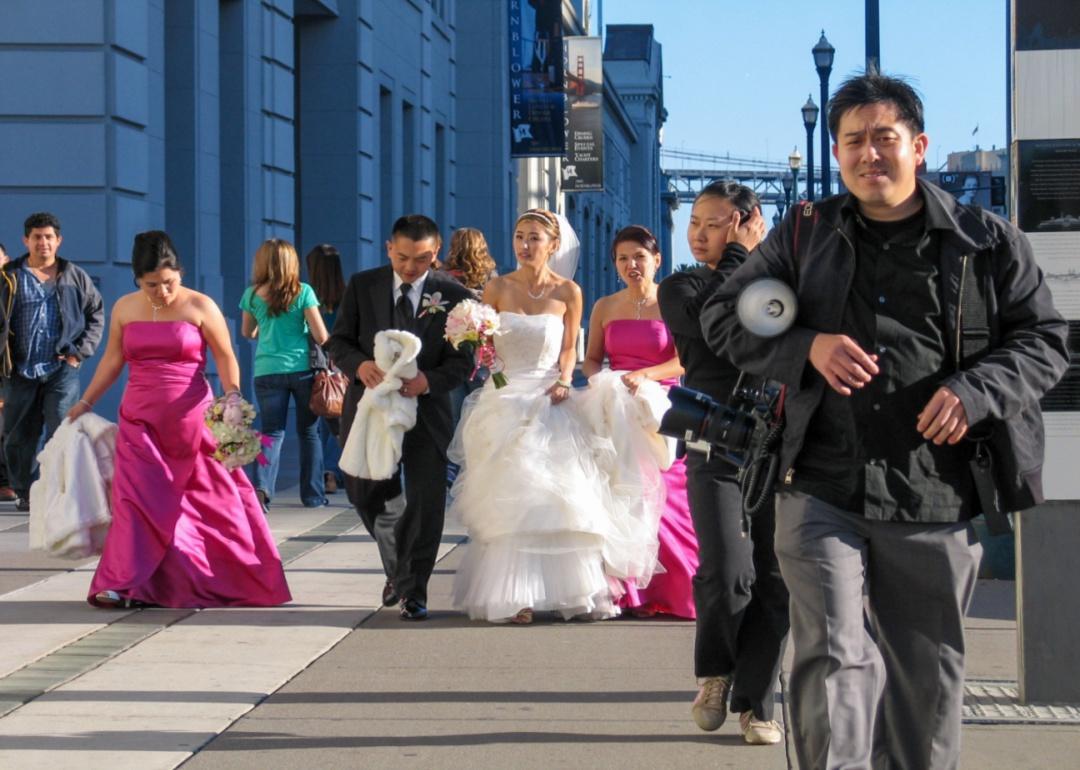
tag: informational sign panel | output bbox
[562,36,604,191]
[1016,139,1080,233]
[509,0,565,157]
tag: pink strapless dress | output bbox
[605,319,697,619]
[88,321,291,608]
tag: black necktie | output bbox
[395,283,414,329]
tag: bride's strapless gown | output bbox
[605,319,697,619]
[88,321,291,608]
[450,312,630,622]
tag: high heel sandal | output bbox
[510,608,534,625]
[93,590,148,609]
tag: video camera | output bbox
[658,278,797,522]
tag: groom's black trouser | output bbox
[686,449,790,721]
[346,424,447,605]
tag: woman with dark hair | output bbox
[241,238,329,509]
[305,243,346,493]
[581,225,695,618]
[67,230,290,608]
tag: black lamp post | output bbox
[813,31,835,196]
[788,146,802,203]
[802,96,818,202]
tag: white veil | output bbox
[548,212,580,279]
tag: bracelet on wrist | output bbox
[78,398,94,409]
[555,378,572,389]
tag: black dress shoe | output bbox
[381,580,398,607]
[400,598,428,621]
[15,497,30,512]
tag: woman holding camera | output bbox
[657,181,789,747]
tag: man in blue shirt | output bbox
[0,212,104,511]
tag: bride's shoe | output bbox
[510,608,534,625]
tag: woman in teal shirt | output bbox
[240,238,329,509]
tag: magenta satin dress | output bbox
[88,321,291,608]
[605,319,698,619]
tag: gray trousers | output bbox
[775,492,981,770]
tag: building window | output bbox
[379,87,393,235]
[402,100,415,214]
[435,122,447,236]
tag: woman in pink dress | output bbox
[67,231,291,608]
[582,225,696,619]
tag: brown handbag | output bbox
[310,367,348,419]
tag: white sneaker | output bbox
[739,710,783,745]
[691,676,730,731]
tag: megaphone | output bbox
[736,278,797,338]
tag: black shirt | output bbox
[790,201,976,522]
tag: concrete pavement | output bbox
[2,489,1080,769]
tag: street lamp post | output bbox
[801,96,818,202]
[813,31,835,197]
[788,146,802,204]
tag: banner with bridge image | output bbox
[562,36,604,191]
[509,0,565,157]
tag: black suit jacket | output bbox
[327,265,473,455]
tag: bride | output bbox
[449,209,658,624]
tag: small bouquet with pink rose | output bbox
[204,392,272,469]
[444,299,508,388]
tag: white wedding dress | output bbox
[449,311,662,622]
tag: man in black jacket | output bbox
[658,181,790,747]
[1,212,104,512]
[327,214,472,621]
[701,73,1069,769]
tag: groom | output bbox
[328,214,472,620]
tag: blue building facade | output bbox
[0,0,666,414]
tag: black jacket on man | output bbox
[0,255,105,377]
[700,180,1069,522]
[327,264,472,455]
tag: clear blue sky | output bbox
[599,0,1008,264]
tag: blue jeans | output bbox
[252,370,326,507]
[318,417,343,485]
[3,363,81,497]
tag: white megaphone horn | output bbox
[735,278,797,338]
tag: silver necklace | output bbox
[526,283,549,300]
[148,296,166,320]
[632,295,649,320]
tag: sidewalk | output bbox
[2,489,1079,769]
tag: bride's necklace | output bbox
[526,281,549,301]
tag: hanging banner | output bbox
[562,36,604,191]
[509,0,565,157]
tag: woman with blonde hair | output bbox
[441,228,498,424]
[240,238,329,509]
[443,227,497,299]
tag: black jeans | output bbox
[3,364,81,497]
[686,448,790,720]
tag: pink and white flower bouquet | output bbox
[204,393,272,469]
[443,299,508,388]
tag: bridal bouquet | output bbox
[444,299,508,388]
[204,393,272,469]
